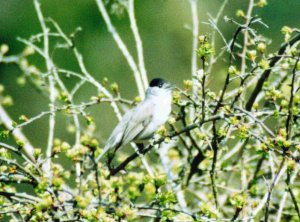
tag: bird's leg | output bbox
[135,143,144,153]
[107,145,121,171]
[106,155,114,171]
[111,145,121,157]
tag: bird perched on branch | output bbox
[95,78,174,162]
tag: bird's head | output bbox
[146,78,174,98]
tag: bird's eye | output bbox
[158,83,163,88]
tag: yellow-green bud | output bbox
[198,35,206,43]
[258,59,269,69]
[90,96,99,101]
[75,195,91,209]
[23,46,35,56]
[229,193,246,209]
[281,62,289,70]
[283,140,291,148]
[52,177,64,189]
[229,117,239,126]
[228,65,239,75]
[156,125,167,136]
[168,117,176,124]
[0,165,7,174]
[168,149,179,160]
[257,0,267,7]
[54,139,61,146]
[33,148,42,158]
[183,80,193,90]
[237,87,244,94]
[110,82,119,94]
[172,91,181,104]
[89,139,99,150]
[164,137,171,143]
[257,42,267,53]
[247,50,257,61]
[297,61,300,71]
[36,193,53,211]
[28,65,39,74]
[196,132,206,140]
[2,95,13,106]
[19,115,28,122]
[290,48,298,57]
[67,124,76,133]
[154,174,167,187]
[0,85,4,94]
[61,142,71,152]
[287,159,296,170]
[207,91,216,99]
[16,76,26,86]
[281,26,293,35]
[102,77,108,85]
[280,99,288,108]
[0,44,9,54]
[134,96,141,103]
[16,140,25,148]
[236,9,245,17]
[85,115,94,125]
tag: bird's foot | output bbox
[136,143,144,153]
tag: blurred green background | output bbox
[0,0,300,150]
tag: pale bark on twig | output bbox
[128,0,148,90]
[0,106,35,163]
[95,0,145,98]
[34,0,56,178]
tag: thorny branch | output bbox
[245,32,300,111]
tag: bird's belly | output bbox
[136,102,171,140]
[136,123,158,140]
[153,100,172,125]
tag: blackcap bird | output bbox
[95,78,174,162]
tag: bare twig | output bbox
[128,0,148,89]
[0,106,35,163]
[33,0,56,178]
[189,0,199,97]
[245,32,300,111]
[95,0,145,98]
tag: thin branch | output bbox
[33,0,56,178]
[286,170,300,221]
[207,0,229,74]
[189,0,199,96]
[240,0,254,76]
[48,18,123,120]
[264,157,285,222]
[245,32,300,111]
[251,161,287,218]
[0,142,38,168]
[159,142,189,212]
[95,0,145,98]
[0,106,35,163]
[285,55,300,138]
[109,114,223,176]
[128,0,148,89]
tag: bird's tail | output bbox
[95,144,111,163]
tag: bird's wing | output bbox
[95,101,154,162]
[121,100,155,145]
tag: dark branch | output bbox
[245,33,300,111]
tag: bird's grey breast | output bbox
[136,94,172,140]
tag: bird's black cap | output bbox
[149,78,167,87]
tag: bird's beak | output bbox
[166,83,176,90]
